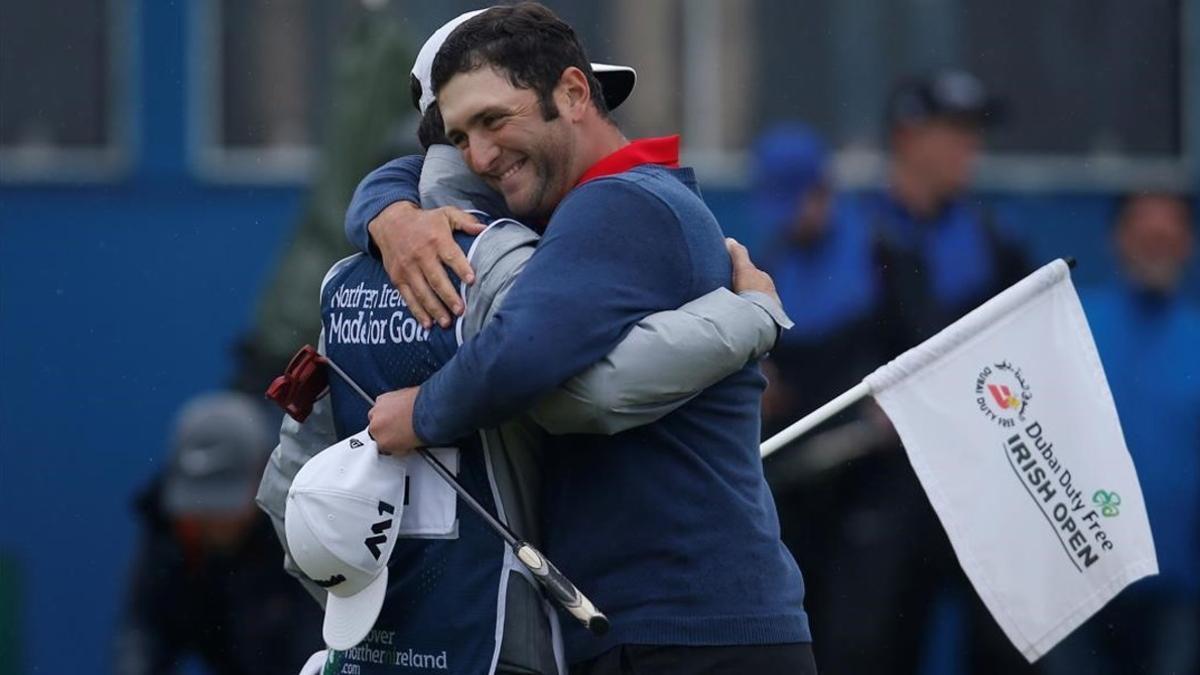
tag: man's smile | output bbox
[492,156,528,192]
[499,157,525,181]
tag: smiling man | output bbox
[360,4,815,674]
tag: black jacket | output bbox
[114,479,323,675]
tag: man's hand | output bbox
[726,238,779,303]
[368,387,423,456]
[368,201,487,329]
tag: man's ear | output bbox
[556,66,591,121]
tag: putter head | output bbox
[265,345,329,422]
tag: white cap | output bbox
[410,8,637,115]
[285,429,407,650]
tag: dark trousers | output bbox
[1040,585,1199,675]
[570,643,817,675]
[814,452,1037,675]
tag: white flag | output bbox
[863,259,1157,662]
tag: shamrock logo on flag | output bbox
[1093,490,1122,517]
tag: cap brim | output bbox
[323,567,389,651]
[592,63,635,111]
[298,650,329,675]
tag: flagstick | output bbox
[760,258,1078,461]
[761,381,871,458]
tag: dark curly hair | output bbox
[430,2,610,122]
[410,74,451,150]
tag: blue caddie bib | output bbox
[318,245,508,675]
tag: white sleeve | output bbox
[531,288,789,435]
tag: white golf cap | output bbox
[285,429,407,650]
[410,8,637,115]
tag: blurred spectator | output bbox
[1041,193,1199,675]
[233,3,415,395]
[814,70,1035,675]
[113,392,322,675]
[751,124,905,648]
[869,69,1028,341]
[750,124,891,431]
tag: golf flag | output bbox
[863,259,1157,662]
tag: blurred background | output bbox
[0,1,1197,673]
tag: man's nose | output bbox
[466,135,500,175]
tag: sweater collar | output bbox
[575,135,681,187]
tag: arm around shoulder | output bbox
[532,287,791,435]
[344,154,425,255]
[414,180,694,444]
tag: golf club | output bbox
[268,345,610,636]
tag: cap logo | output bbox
[349,438,364,449]
[314,573,347,588]
[364,500,396,560]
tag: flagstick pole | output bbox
[761,381,872,458]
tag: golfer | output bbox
[357,4,816,674]
[258,10,796,675]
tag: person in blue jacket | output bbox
[354,4,814,674]
[816,70,1036,675]
[749,123,893,432]
[748,124,910,667]
[1042,192,1199,675]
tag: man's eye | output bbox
[483,115,506,130]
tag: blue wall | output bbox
[0,2,304,672]
[0,3,1196,674]
[0,183,300,674]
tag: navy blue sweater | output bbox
[346,154,424,256]
[346,158,810,661]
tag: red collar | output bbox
[575,135,681,187]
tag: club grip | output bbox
[515,542,609,635]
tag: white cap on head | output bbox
[410,8,637,116]
[285,429,407,650]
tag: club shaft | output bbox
[318,354,611,634]
[415,445,519,549]
[321,357,520,546]
[323,358,375,409]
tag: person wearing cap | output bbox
[114,392,322,675]
[748,123,898,434]
[347,4,815,673]
[257,8,796,675]
[808,71,1036,675]
[747,124,916,659]
[868,69,1029,343]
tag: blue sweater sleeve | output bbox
[344,154,425,255]
[413,177,694,444]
